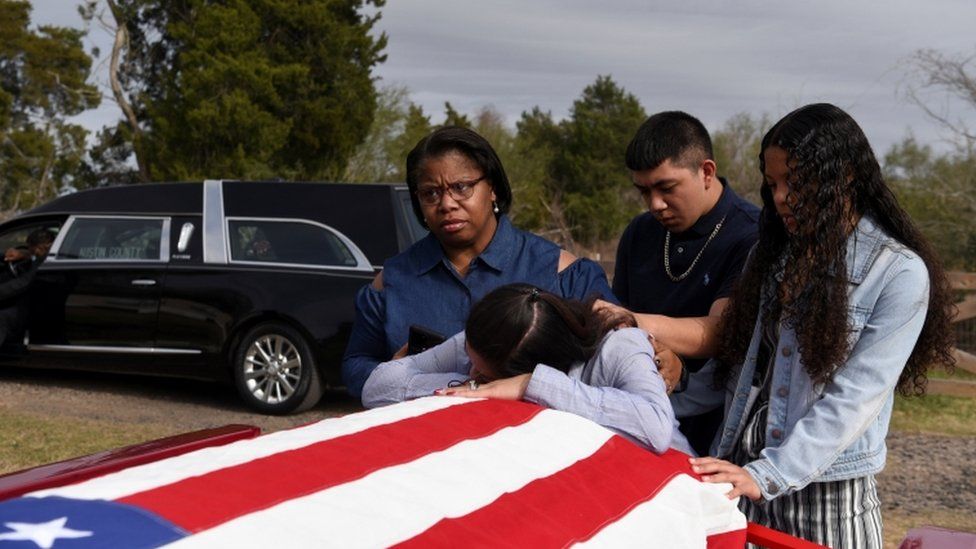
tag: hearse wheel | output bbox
[233,322,322,414]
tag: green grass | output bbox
[889,363,976,437]
[928,366,976,381]
[0,407,175,475]
[891,393,976,436]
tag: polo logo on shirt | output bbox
[703,273,711,286]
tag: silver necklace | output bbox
[663,214,727,282]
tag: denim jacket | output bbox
[716,215,930,501]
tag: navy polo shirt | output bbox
[613,179,759,319]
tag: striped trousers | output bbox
[740,475,883,549]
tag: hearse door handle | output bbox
[131,279,157,286]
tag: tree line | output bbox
[2,0,385,207]
[1,1,974,268]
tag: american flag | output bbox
[0,397,746,548]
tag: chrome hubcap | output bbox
[243,334,302,404]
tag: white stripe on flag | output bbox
[31,397,473,501]
[164,408,615,548]
[576,475,746,548]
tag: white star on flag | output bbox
[0,517,93,548]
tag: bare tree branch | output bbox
[538,191,578,253]
[904,49,976,153]
[106,0,151,181]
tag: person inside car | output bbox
[246,237,275,260]
[362,283,693,455]
[0,229,55,348]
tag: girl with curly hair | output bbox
[689,103,956,547]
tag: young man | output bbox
[612,111,760,456]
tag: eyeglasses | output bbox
[415,176,486,205]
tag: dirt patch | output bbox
[878,432,976,515]
[0,365,363,434]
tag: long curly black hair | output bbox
[716,103,955,395]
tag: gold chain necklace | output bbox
[663,214,727,282]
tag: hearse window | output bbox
[228,219,358,267]
[396,188,428,243]
[0,222,62,253]
[57,217,166,261]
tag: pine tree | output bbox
[0,0,99,213]
[83,0,387,183]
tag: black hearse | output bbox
[0,180,425,413]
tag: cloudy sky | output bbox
[31,0,976,156]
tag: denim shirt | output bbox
[361,327,693,455]
[341,216,615,397]
[715,215,930,501]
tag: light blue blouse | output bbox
[362,327,694,455]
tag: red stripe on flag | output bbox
[656,447,702,480]
[395,436,685,548]
[119,399,542,532]
[746,522,828,549]
[707,527,748,549]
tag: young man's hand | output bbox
[651,342,683,394]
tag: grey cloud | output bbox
[28,0,976,155]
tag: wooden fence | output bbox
[928,272,976,397]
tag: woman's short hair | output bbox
[405,126,512,227]
[465,283,633,379]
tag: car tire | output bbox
[233,322,323,415]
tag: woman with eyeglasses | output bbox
[341,126,616,399]
[362,283,693,455]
